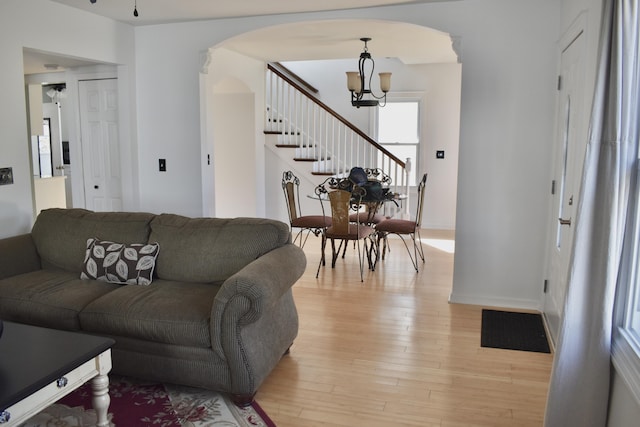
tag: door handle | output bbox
[558,217,572,226]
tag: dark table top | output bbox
[0,321,114,411]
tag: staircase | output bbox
[264,63,409,197]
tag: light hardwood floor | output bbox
[256,230,553,426]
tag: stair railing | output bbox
[265,63,407,195]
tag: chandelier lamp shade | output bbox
[346,38,391,108]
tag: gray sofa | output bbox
[0,208,306,405]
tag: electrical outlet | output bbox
[0,167,14,185]
[159,159,166,172]
[436,150,445,159]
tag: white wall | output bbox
[204,47,266,218]
[0,0,135,238]
[608,372,640,426]
[282,59,461,230]
[0,0,562,307]
[212,93,256,218]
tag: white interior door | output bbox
[79,79,122,211]
[543,29,588,343]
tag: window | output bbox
[619,167,640,343]
[613,164,640,401]
[376,100,420,186]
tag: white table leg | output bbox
[90,374,110,427]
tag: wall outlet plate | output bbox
[0,167,14,185]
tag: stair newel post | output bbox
[272,70,278,132]
[405,157,412,217]
[306,97,311,158]
[278,77,284,133]
[265,70,269,131]
[266,69,273,132]
[292,85,296,139]
[286,82,291,135]
[333,117,338,173]
[312,103,317,173]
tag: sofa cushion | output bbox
[81,238,160,286]
[0,270,120,330]
[31,208,155,273]
[149,214,290,283]
[79,280,221,348]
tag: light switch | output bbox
[436,150,445,159]
[159,159,166,172]
[0,167,14,185]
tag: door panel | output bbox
[543,30,588,343]
[79,79,122,212]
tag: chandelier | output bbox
[346,38,391,108]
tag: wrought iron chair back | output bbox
[281,170,331,248]
[282,172,301,222]
[315,177,377,282]
[375,172,428,272]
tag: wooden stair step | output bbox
[263,130,300,135]
[275,145,317,149]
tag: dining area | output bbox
[281,167,428,282]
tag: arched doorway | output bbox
[200,19,460,230]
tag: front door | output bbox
[79,79,122,211]
[543,27,589,343]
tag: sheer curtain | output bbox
[544,0,640,426]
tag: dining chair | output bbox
[281,170,331,248]
[375,173,428,272]
[315,177,377,282]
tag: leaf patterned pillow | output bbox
[80,238,160,286]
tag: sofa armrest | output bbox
[210,243,306,393]
[0,234,41,280]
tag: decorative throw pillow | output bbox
[80,238,160,286]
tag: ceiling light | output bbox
[346,38,391,108]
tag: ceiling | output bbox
[223,20,456,64]
[49,0,448,26]
[23,48,108,76]
[25,1,458,75]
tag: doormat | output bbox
[481,309,551,353]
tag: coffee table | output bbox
[0,321,114,426]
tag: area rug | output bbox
[18,376,275,427]
[481,309,551,353]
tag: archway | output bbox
[200,19,460,231]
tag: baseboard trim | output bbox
[448,291,541,311]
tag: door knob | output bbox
[558,217,572,226]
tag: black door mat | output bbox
[481,309,551,353]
